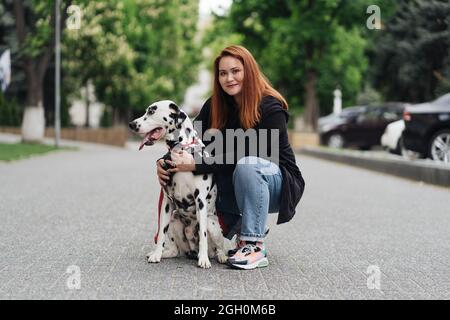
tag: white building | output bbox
[69,82,105,128]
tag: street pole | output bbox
[55,0,61,147]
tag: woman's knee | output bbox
[233,156,260,183]
[233,156,280,181]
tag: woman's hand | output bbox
[168,150,195,173]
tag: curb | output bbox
[297,146,450,188]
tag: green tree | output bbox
[0,92,22,126]
[372,0,450,102]
[200,12,244,73]
[0,1,25,104]
[63,0,201,125]
[9,0,72,142]
[217,0,390,131]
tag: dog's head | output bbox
[129,100,188,150]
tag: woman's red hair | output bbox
[211,45,288,130]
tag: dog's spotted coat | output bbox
[130,100,227,268]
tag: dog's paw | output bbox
[197,254,211,269]
[146,251,162,263]
[216,250,228,264]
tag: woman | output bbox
[157,45,305,270]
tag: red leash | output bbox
[153,140,199,244]
[154,187,164,244]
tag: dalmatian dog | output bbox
[129,100,228,268]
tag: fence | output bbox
[0,126,318,149]
[0,126,129,147]
[288,130,319,149]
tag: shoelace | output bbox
[240,244,253,254]
[240,244,262,256]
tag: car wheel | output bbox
[392,138,402,155]
[327,133,344,149]
[429,129,450,163]
[400,137,421,160]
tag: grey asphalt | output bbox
[1,133,449,300]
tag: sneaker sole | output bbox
[227,257,269,270]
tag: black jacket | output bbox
[192,95,305,224]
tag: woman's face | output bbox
[218,56,244,98]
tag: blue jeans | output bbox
[216,156,283,242]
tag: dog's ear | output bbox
[176,111,187,128]
[169,103,187,128]
[169,103,179,113]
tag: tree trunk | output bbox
[21,72,45,142]
[21,103,46,143]
[85,86,90,128]
[112,107,120,125]
[303,37,319,133]
[13,0,72,142]
[111,107,131,126]
[303,69,319,132]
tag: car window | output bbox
[381,110,400,121]
[340,111,358,119]
[358,109,379,122]
[340,107,366,118]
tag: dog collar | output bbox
[180,137,199,149]
[169,137,201,153]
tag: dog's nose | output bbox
[129,121,137,131]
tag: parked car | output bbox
[318,106,367,127]
[319,103,407,149]
[381,119,421,159]
[318,106,367,148]
[402,93,450,163]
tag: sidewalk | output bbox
[298,146,450,188]
[1,133,449,299]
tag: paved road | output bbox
[1,134,449,299]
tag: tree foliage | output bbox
[207,0,400,130]
[0,0,71,106]
[63,0,201,123]
[372,0,450,102]
[1,0,201,128]
[0,0,24,101]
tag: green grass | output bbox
[0,142,77,162]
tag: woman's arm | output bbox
[163,97,290,174]
[192,99,236,175]
[258,97,290,166]
[157,98,214,174]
